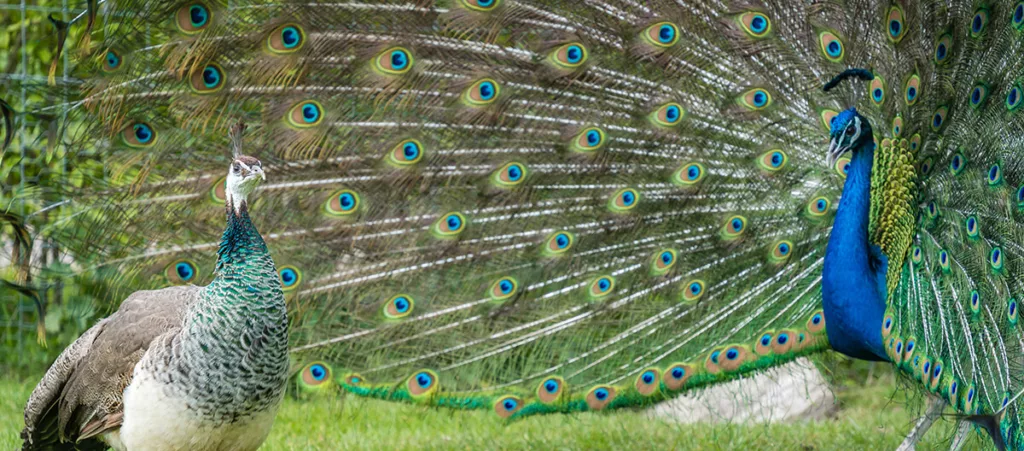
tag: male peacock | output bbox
[20,0,1024,448]
[20,124,291,450]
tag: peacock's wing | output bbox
[37,0,1003,420]
[875,0,1024,443]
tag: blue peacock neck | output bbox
[822,141,889,362]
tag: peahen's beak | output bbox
[253,166,265,181]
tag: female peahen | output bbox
[21,125,291,450]
[22,0,1024,448]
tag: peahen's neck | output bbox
[172,200,289,419]
[822,141,889,362]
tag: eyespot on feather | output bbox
[672,162,706,187]
[585,385,616,410]
[930,106,948,132]
[324,189,360,217]
[970,8,989,38]
[965,215,980,240]
[570,127,605,152]
[634,368,661,396]
[387,139,424,166]
[807,311,825,333]
[757,149,787,172]
[649,102,685,127]
[720,215,746,240]
[189,63,225,94]
[176,3,211,34]
[543,231,575,256]
[432,212,467,238]
[493,395,523,418]
[988,163,1003,186]
[165,260,198,284]
[909,134,921,153]
[737,88,772,111]
[1007,83,1023,111]
[122,122,157,148]
[463,78,501,106]
[934,34,953,65]
[642,22,680,48]
[650,249,677,275]
[736,11,771,38]
[373,47,414,75]
[209,176,227,204]
[663,363,695,390]
[868,75,886,106]
[287,100,324,128]
[102,49,122,72]
[904,74,921,106]
[1013,2,1024,31]
[278,265,302,291]
[768,240,793,265]
[886,6,906,42]
[537,377,566,404]
[588,275,615,300]
[297,362,332,391]
[267,24,305,54]
[991,247,1004,273]
[548,42,588,69]
[681,280,705,303]
[383,294,415,319]
[343,373,365,386]
[459,0,501,12]
[891,116,904,137]
[491,162,527,188]
[835,156,851,178]
[806,197,830,217]
[406,370,439,399]
[489,277,518,301]
[817,31,844,62]
[969,83,989,109]
[608,188,640,213]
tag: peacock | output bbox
[14,0,1024,448]
[20,124,291,450]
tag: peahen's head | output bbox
[826,108,872,168]
[224,122,265,213]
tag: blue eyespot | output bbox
[134,124,154,143]
[394,296,411,313]
[671,367,685,379]
[972,14,983,33]
[777,333,788,345]
[933,364,941,378]
[403,142,420,160]
[391,50,409,70]
[770,151,783,167]
[710,350,721,363]
[202,66,221,88]
[872,88,883,102]
[725,349,739,360]
[499,280,513,294]
[1015,4,1024,26]
[280,267,298,286]
[750,15,767,33]
[686,165,700,180]
[478,81,496,100]
[189,4,209,27]
[622,191,635,206]
[936,43,947,60]
[176,262,195,281]
[586,130,600,146]
[446,215,462,230]
[661,251,673,265]
[598,278,610,291]
[665,105,680,122]
[778,242,790,255]
[688,282,701,295]
[933,113,942,128]
[502,399,518,411]
[281,26,301,48]
[753,91,768,107]
[641,370,656,384]
[889,20,901,37]
[555,233,569,249]
[658,24,675,43]
[415,372,433,389]
[338,193,356,211]
[826,41,841,57]
[594,387,609,400]
[302,104,320,123]
[507,164,522,181]
[906,341,914,352]
[907,86,917,102]
[544,379,559,393]
[760,334,771,346]
[566,45,583,64]
[731,218,743,231]
[106,51,120,68]
[310,363,327,381]
[885,318,892,328]
[812,314,822,325]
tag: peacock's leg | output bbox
[949,420,972,451]
[895,396,946,451]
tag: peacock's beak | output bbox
[826,137,842,169]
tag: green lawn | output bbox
[1,372,986,450]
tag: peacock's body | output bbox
[21,138,290,450]
[15,0,1024,448]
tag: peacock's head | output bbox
[826,108,872,169]
[224,122,265,213]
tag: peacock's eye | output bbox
[845,126,855,136]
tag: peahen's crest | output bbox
[10,0,1024,447]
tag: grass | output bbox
[1,369,988,450]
